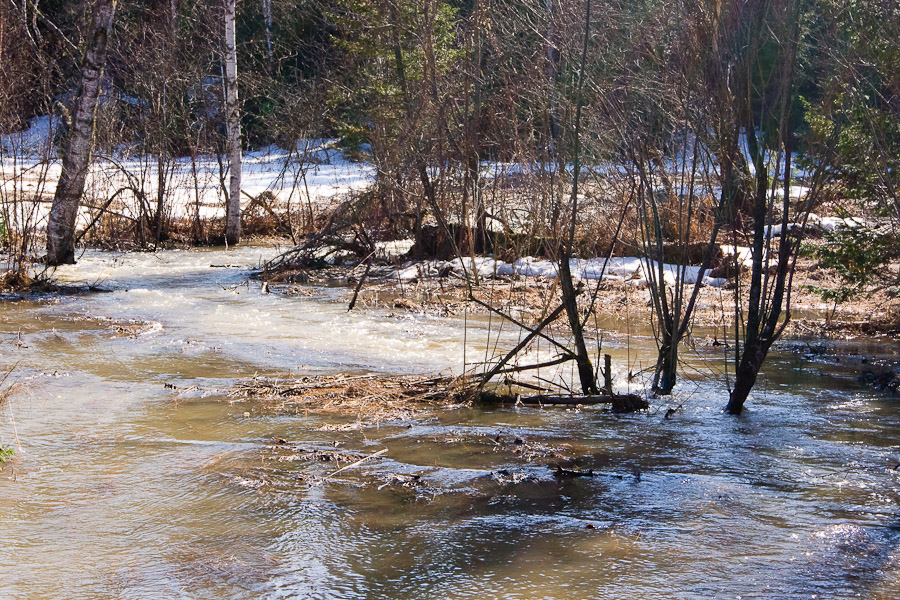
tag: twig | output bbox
[478,300,571,387]
[491,355,574,376]
[348,253,375,311]
[324,448,388,479]
[470,295,572,357]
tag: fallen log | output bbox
[482,392,648,413]
[553,465,594,478]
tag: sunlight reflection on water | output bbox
[1,246,899,599]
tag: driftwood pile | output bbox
[233,371,648,422]
[232,373,475,422]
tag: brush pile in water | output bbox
[233,371,649,422]
[231,373,475,422]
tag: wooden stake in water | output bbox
[603,354,613,395]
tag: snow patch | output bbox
[392,255,728,287]
[0,115,59,156]
[766,213,866,237]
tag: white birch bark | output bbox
[46,0,116,265]
[223,0,242,246]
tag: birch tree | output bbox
[45,0,116,266]
[224,0,242,246]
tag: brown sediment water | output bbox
[1,246,900,599]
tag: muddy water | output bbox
[2,247,900,599]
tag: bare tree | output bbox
[618,1,728,396]
[46,0,116,265]
[0,3,59,281]
[719,0,807,414]
[223,0,242,246]
[556,0,597,395]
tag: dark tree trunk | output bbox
[557,0,596,396]
[726,341,763,415]
[725,1,801,415]
[154,154,167,243]
[558,256,598,395]
[46,0,116,266]
[652,341,678,396]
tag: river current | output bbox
[1,246,899,599]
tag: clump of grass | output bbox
[0,365,17,463]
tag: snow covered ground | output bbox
[766,213,866,237]
[392,255,729,288]
[0,116,867,289]
[0,116,373,229]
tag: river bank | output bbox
[260,247,900,337]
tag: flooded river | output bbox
[2,246,900,599]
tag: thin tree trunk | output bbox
[544,0,560,157]
[726,1,802,415]
[726,148,796,415]
[223,0,241,246]
[461,0,483,268]
[153,0,179,244]
[559,0,596,396]
[154,154,167,242]
[46,0,116,265]
[545,0,562,233]
[262,0,274,74]
[728,341,763,413]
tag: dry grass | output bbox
[0,268,33,291]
